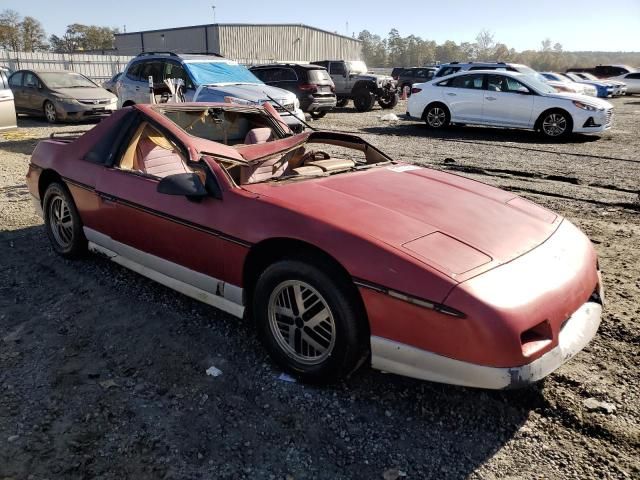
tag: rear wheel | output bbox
[310,110,327,119]
[43,101,57,123]
[539,110,572,138]
[378,93,399,109]
[253,259,367,383]
[43,182,87,258]
[423,104,450,129]
[336,98,349,108]
[353,89,376,112]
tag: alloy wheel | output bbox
[427,107,446,127]
[45,102,57,123]
[48,195,74,248]
[268,280,336,365]
[542,113,567,136]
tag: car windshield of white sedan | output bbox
[522,75,557,94]
[184,61,263,85]
[39,72,96,89]
[580,73,600,81]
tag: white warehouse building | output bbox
[114,23,362,64]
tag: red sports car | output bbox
[26,102,604,389]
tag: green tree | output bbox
[50,23,118,52]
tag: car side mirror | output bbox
[157,172,208,199]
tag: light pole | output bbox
[211,5,216,23]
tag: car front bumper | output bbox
[371,299,602,389]
[57,101,117,121]
[278,108,307,130]
[573,108,613,133]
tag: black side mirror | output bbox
[157,172,208,199]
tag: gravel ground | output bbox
[1,98,638,480]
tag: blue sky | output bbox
[3,0,639,52]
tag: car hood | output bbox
[52,87,116,101]
[196,83,295,104]
[245,165,562,280]
[543,91,613,108]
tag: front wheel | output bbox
[43,182,87,258]
[43,101,58,123]
[353,90,376,112]
[423,104,450,129]
[378,93,399,109]
[253,259,367,383]
[336,98,349,108]
[539,110,571,138]
[310,110,327,119]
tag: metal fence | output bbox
[0,50,133,82]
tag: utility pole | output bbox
[212,5,216,23]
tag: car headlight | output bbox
[573,101,600,111]
[56,97,78,104]
[109,97,117,104]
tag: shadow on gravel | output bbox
[0,135,50,155]
[361,122,601,145]
[16,115,101,128]
[0,225,539,479]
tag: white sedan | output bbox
[407,70,614,138]
[608,72,640,94]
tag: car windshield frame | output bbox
[520,74,557,94]
[184,61,264,86]
[38,72,98,89]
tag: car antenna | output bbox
[264,93,317,131]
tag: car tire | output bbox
[253,258,367,383]
[378,93,399,109]
[43,182,87,258]
[43,101,58,124]
[538,109,572,138]
[310,111,327,119]
[423,103,450,129]
[336,98,349,108]
[353,90,376,112]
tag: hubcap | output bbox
[268,280,336,365]
[427,107,446,127]
[45,103,56,122]
[48,195,73,248]
[542,113,567,136]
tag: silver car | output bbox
[0,67,17,131]
[8,69,117,123]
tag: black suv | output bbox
[397,67,438,94]
[250,63,336,119]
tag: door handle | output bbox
[485,96,496,101]
[446,92,457,96]
[98,192,117,203]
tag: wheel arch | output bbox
[534,107,574,133]
[122,100,135,107]
[422,101,450,120]
[38,169,63,204]
[242,237,370,334]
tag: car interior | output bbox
[162,107,282,146]
[219,135,392,186]
[119,122,193,178]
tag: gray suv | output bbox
[311,60,398,112]
[116,52,305,130]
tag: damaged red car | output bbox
[26,102,604,388]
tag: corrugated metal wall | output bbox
[114,24,361,63]
[215,24,361,63]
[0,50,133,81]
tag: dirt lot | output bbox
[1,98,638,480]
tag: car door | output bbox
[94,117,229,291]
[440,73,485,122]
[123,61,148,104]
[482,74,535,127]
[329,62,348,94]
[8,71,27,111]
[22,71,44,113]
[0,71,17,131]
